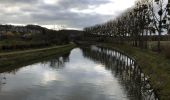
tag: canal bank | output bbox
[96,43,170,100]
[0,43,76,69]
[0,47,154,100]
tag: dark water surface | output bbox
[0,47,157,100]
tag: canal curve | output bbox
[0,46,158,100]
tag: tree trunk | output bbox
[158,13,162,53]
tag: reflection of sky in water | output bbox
[0,48,128,100]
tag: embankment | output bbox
[97,43,170,100]
[0,43,76,71]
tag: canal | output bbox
[0,46,158,100]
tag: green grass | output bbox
[0,44,73,56]
[148,41,170,50]
[0,43,76,70]
[148,41,170,46]
[98,43,170,100]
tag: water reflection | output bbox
[81,46,159,100]
[0,47,158,100]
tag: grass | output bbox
[0,40,51,52]
[148,41,170,50]
[0,43,76,70]
[97,43,170,100]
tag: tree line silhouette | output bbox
[84,0,170,52]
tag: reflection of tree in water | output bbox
[39,52,70,70]
[81,46,159,100]
[0,51,71,74]
[0,73,6,92]
[49,52,70,69]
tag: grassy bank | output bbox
[0,40,68,53]
[0,43,76,69]
[97,43,170,100]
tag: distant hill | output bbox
[56,30,84,42]
[0,25,84,50]
[0,24,84,43]
[58,29,84,38]
[0,24,84,38]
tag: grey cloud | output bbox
[0,0,37,4]
[0,0,113,29]
[57,0,111,9]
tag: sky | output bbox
[0,0,136,30]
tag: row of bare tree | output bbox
[84,0,170,52]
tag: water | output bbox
[0,47,157,100]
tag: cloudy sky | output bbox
[0,0,136,30]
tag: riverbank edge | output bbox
[96,43,170,100]
[0,43,76,69]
